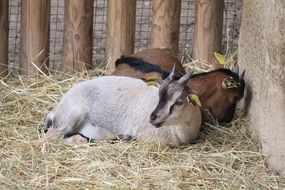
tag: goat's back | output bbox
[133,48,185,76]
[113,48,185,79]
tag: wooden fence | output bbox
[0,0,224,76]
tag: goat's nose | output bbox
[150,113,157,122]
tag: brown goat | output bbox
[112,48,245,123]
[188,68,245,122]
[113,48,185,80]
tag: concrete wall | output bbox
[238,0,285,175]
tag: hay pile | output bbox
[1,67,285,189]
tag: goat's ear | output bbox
[222,78,239,89]
[186,94,201,107]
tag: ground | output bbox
[1,69,285,189]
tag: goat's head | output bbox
[204,66,245,123]
[150,66,198,128]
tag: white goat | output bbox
[44,68,202,145]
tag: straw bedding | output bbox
[1,67,285,189]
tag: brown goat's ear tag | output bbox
[222,78,238,89]
[186,94,201,107]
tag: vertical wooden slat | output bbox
[20,0,51,75]
[0,0,8,78]
[63,0,94,73]
[105,0,136,71]
[193,0,224,67]
[151,0,181,55]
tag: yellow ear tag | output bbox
[146,81,159,87]
[143,76,162,82]
[187,94,202,107]
[143,76,161,87]
[214,52,226,65]
[225,78,238,88]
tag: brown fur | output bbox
[113,48,186,78]
[189,71,243,121]
[133,48,185,75]
[113,64,163,80]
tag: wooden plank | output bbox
[20,0,51,75]
[106,0,136,71]
[193,0,224,67]
[0,0,8,77]
[63,0,94,73]
[151,0,181,55]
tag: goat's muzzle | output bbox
[150,113,165,128]
[217,114,235,124]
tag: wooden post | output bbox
[0,0,8,78]
[63,0,94,72]
[193,0,224,67]
[106,0,136,71]
[20,0,51,75]
[151,0,181,55]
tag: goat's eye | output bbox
[174,100,183,106]
[169,104,175,114]
[170,99,183,114]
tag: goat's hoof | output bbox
[118,135,133,142]
[63,134,88,145]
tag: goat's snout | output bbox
[150,112,165,128]
[217,105,236,124]
[218,115,234,124]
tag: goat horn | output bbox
[166,64,176,81]
[234,64,239,74]
[178,71,193,85]
[161,64,176,88]
[239,70,245,80]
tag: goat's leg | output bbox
[63,134,88,145]
[44,127,64,140]
[47,104,87,135]
[64,124,127,145]
[78,123,116,141]
[117,135,134,141]
[64,123,117,145]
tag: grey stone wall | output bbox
[238,0,285,175]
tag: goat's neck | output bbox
[188,76,220,110]
[171,106,201,144]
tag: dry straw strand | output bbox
[0,59,285,189]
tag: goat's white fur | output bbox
[45,76,201,144]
